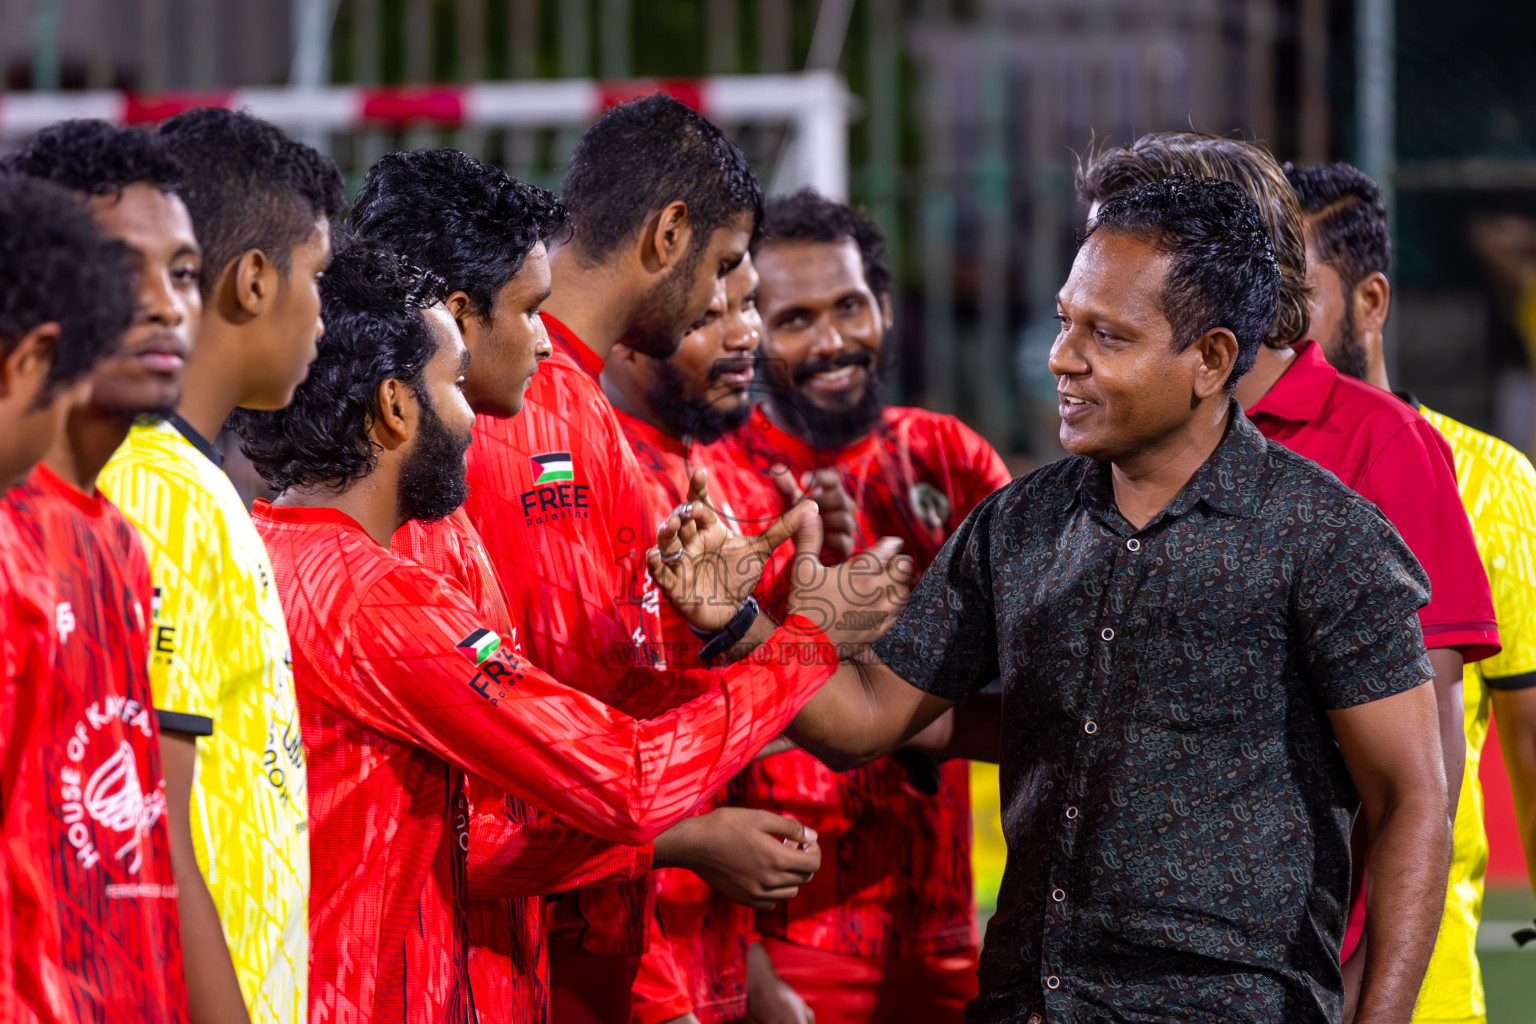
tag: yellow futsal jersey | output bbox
[1414,406,1536,1024]
[99,418,308,1024]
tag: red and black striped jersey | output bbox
[723,405,1011,958]
[464,315,675,971]
[1,465,186,1022]
[615,408,786,1024]
[394,511,655,1024]
[0,498,63,1024]
[255,499,836,1024]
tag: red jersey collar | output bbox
[1246,340,1334,424]
[32,462,107,518]
[252,498,374,538]
[541,313,606,382]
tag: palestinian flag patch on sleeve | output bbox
[456,627,502,666]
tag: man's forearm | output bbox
[1492,687,1536,897]
[1427,647,1466,814]
[161,731,250,1024]
[1353,798,1451,1024]
[786,660,953,772]
[904,693,1002,762]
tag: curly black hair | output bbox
[347,148,566,319]
[753,187,893,299]
[156,107,346,299]
[229,239,449,492]
[1088,173,1281,391]
[561,94,762,264]
[0,119,181,196]
[0,174,134,398]
[1076,132,1309,350]
[1284,162,1392,292]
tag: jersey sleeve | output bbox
[1480,453,1536,687]
[872,487,1003,700]
[463,775,653,899]
[345,565,837,845]
[1359,419,1500,661]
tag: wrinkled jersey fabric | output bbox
[1,465,186,1024]
[256,500,835,1023]
[396,511,654,1024]
[617,408,788,1024]
[465,316,665,967]
[723,404,1010,959]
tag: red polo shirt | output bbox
[1247,341,1498,660]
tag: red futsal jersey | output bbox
[255,500,836,1024]
[0,465,186,1024]
[617,408,792,1024]
[463,315,670,965]
[723,405,1011,958]
[395,511,655,1024]
[1246,342,1498,659]
[0,502,64,1024]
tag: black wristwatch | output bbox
[690,596,761,663]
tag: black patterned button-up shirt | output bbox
[873,408,1432,1024]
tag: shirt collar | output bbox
[1070,401,1269,525]
[540,313,606,382]
[1246,339,1334,424]
[169,414,224,467]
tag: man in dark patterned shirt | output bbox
[783,174,1452,1024]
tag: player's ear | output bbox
[1354,270,1391,334]
[878,291,895,332]
[608,341,642,367]
[1193,327,1238,400]
[643,200,691,274]
[0,323,59,400]
[372,376,414,450]
[231,248,275,317]
[445,291,475,332]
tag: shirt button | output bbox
[1126,538,1140,551]
[1100,627,1115,641]
[1083,720,1098,735]
[1046,975,1061,990]
[1052,888,1066,902]
[1065,805,1079,819]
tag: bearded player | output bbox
[2,120,201,1022]
[1287,160,1536,1024]
[347,147,831,1023]
[94,107,345,1024]
[603,253,813,1024]
[0,172,136,1021]
[719,189,1012,1024]
[232,238,899,1024]
[454,96,907,1022]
